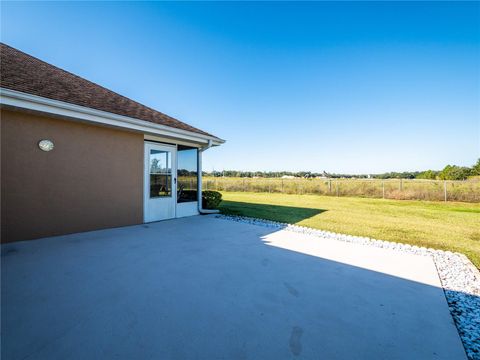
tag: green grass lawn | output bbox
[218,192,480,268]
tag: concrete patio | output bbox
[1,215,466,359]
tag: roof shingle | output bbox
[0,43,217,138]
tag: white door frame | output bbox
[143,141,177,222]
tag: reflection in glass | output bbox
[177,146,198,203]
[150,150,172,198]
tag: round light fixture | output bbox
[38,139,54,152]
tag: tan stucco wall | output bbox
[1,109,144,243]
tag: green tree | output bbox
[416,170,438,180]
[439,165,471,180]
[471,158,480,176]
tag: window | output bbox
[177,146,198,202]
[150,149,172,198]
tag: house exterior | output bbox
[0,43,224,243]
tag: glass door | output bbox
[144,142,176,222]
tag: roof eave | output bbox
[0,88,225,146]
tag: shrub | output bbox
[202,190,222,209]
[177,190,222,209]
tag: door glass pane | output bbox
[177,146,198,203]
[150,149,172,198]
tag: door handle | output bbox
[174,178,177,184]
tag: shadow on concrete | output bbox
[1,215,472,360]
[219,200,325,223]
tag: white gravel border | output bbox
[216,214,480,360]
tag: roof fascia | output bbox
[0,88,225,146]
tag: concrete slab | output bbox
[1,215,466,359]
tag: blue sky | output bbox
[2,1,479,174]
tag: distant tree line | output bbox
[204,159,480,181]
[178,169,197,177]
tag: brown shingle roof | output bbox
[0,43,218,138]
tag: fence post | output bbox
[336,181,339,197]
[243,178,246,192]
[268,180,271,193]
[281,179,284,193]
[444,180,447,202]
[382,180,385,199]
[329,179,332,193]
[399,179,403,191]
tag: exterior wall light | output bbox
[38,139,54,152]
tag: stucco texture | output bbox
[1,109,144,242]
